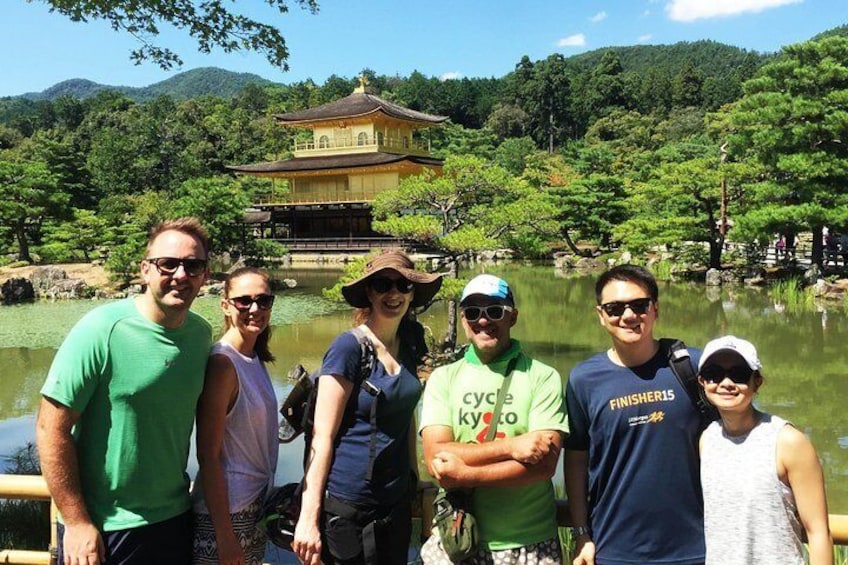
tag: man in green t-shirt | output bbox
[36,217,213,564]
[420,274,569,565]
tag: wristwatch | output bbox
[570,526,591,538]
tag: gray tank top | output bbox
[701,413,804,565]
[192,341,279,513]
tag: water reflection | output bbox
[1,266,847,515]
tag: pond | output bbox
[2,264,847,558]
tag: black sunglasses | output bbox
[600,298,652,317]
[369,277,414,294]
[462,304,514,323]
[146,257,207,277]
[700,364,754,384]
[227,294,275,312]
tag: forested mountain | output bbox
[16,67,272,102]
[812,24,848,40]
[565,40,769,79]
[2,27,847,272]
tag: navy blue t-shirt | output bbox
[321,329,423,506]
[565,345,705,565]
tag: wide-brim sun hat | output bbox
[341,250,443,309]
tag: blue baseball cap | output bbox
[460,274,514,306]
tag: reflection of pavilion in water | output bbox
[229,80,447,252]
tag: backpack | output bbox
[660,338,720,429]
[266,328,378,552]
[278,326,377,448]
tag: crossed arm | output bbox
[421,425,562,489]
[36,396,106,565]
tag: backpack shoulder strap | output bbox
[349,325,377,387]
[301,328,378,471]
[349,325,382,481]
[660,338,718,426]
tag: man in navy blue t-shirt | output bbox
[564,265,705,565]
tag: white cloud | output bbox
[637,34,653,42]
[439,72,463,81]
[557,33,586,47]
[666,0,803,22]
[590,11,607,23]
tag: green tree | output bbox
[371,155,557,350]
[38,0,319,69]
[0,154,65,262]
[614,141,750,269]
[719,36,848,264]
[547,174,628,253]
[517,54,573,151]
[485,103,530,141]
[429,122,497,159]
[583,50,629,123]
[20,129,94,208]
[39,208,109,262]
[172,176,250,252]
[493,136,536,175]
[672,60,705,109]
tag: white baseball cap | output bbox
[698,335,762,371]
[460,274,514,306]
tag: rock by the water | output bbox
[1,277,35,304]
[803,264,822,285]
[574,257,606,273]
[44,278,89,300]
[720,270,738,285]
[705,268,722,286]
[553,253,575,270]
[31,266,68,297]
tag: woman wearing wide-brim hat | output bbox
[293,249,442,565]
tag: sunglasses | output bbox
[227,294,275,312]
[146,257,207,277]
[462,304,514,323]
[369,277,414,294]
[699,364,754,384]
[600,297,652,318]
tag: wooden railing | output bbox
[0,475,57,565]
[4,475,848,564]
[293,136,429,154]
[273,237,406,251]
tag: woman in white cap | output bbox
[293,249,442,565]
[697,335,832,565]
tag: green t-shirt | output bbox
[41,298,212,531]
[420,341,569,550]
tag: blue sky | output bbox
[2,0,847,97]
